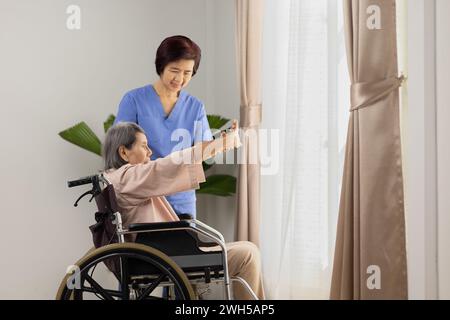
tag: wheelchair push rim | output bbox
[56,243,196,300]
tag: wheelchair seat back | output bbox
[88,184,121,277]
[90,184,119,248]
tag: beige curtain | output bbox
[330,0,408,299]
[234,0,263,246]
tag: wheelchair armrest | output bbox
[128,221,191,232]
[128,221,221,249]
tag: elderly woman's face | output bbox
[119,132,152,165]
[161,59,195,92]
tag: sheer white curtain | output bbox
[260,0,349,299]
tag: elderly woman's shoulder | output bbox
[103,162,145,184]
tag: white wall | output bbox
[436,0,450,300]
[405,0,450,300]
[404,0,437,300]
[0,0,237,299]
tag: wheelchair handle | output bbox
[68,174,111,207]
[67,175,97,188]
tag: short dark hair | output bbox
[155,35,201,76]
[103,122,145,170]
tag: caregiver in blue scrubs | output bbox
[114,35,213,219]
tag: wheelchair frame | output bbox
[57,173,258,300]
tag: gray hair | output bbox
[103,122,146,170]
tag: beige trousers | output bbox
[225,241,265,300]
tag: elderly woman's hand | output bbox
[192,119,240,163]
[202,128,241,161]
[231,119,238,130]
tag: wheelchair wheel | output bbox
[56,243,195,300]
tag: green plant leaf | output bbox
[207,114,230,129]
[104,114,116,133]
[58,122,102,156]
[196,174,236,197]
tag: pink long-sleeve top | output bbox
[103,147,205,231]
[103,131,241,237]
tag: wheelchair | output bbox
[56,174,258,300]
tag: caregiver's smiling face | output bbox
[160,59,195,93]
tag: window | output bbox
[260,0,350,299]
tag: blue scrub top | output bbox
[114,84,213,217]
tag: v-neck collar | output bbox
[150,85,185,121]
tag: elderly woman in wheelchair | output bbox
[56,122,264,300]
